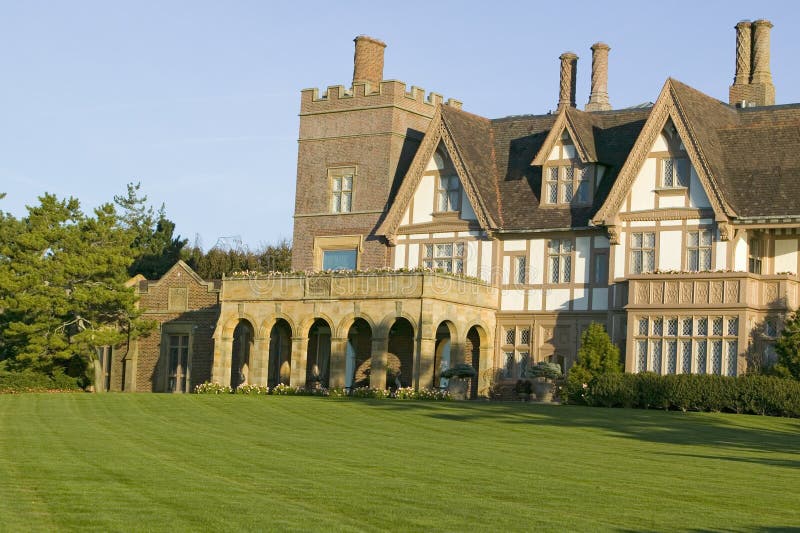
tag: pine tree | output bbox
[0,194,152,383]
[114,182,188,279]
[774,309,800,380]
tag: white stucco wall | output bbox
[775,238,799,273]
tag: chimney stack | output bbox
[729,19,775,107]
[558,52,578,109]
[352,35,386,90]
[585,42,611,111]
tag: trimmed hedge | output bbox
[0,369,81,393]
[570,373,800,417]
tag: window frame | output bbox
[686,228,713,272]
[434,174,461,214]
[422,241,466,274]
[542,163,594,206]
[629,231,656,275]
[547,238,574,284]
[161,327,193,393]
[509,253,527,285]
[659,157,690,189]
[329,166,355,214]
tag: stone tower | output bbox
[291,36,461,271]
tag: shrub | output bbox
[579,373,800,417]
[527,361,562,380]
[441,363,477,379]
[774,308,800,380]
[0,369,81,393]
[194,382,233,394]
[235,384,270,395]
[350,387,391,399]
[271,383,299,395]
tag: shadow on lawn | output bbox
[618,528,800,533]
[361,400,800,461]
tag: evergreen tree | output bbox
[0,194,152,383]
[114,182,187,279]
[567,323,622,396]
[774,309,800,380]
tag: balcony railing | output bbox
[625,272,799,310]
[221,271,498,309]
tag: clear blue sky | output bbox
[1,0,798,250]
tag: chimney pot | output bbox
[352,35,386,90]
[558,52,578,109]
[586,42,611,112]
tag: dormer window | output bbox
[544,164,594,205]
[436,175,461,212]
[662,158,689,188]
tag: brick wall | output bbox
[111,263,220,392]
[292,81,441,271]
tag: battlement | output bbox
[300,79,462,115]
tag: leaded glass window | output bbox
[549,239,573,283]
[505,329,515,346]
[520,329,530,345]
[711,340,723,375]
[503,352,515,379]
[423,242,465,274]
[630,232,655,274]
[726,341,738,377]
[636,340,648,373]
[687,229,712,272]
[663,158,689,188]
[651,341,662,374]
[436,175,461,212]
[697,340,707,374]
[681,340,692,374]
[330,169,354,213]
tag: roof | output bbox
[381,79,800,237]
[441,104,650,231]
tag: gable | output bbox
[377,106,497,242]
[620,122,712,214]
[593,79,736,233]
[399,143,478,227]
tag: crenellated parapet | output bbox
[300,79,462,116]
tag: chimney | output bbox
[732,20,752,87]
[558,52,578,109]
[750,19,775,104]
[729,19,775,107]
[585,43,611,111]
[352,35,386,89]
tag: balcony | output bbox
[625,272,799,311]
[221,271,498,309]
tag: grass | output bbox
[1,395,799,532]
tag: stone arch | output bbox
[306,317,333,387]
[433,320,457,389]
[231,318,255,389]
[221,312,261,340]
[336,312,377,340]
[387,317,415,389]
[464,323,490,399]
[260,313,298,339]
[377,312,419,341]
[299,312,336,340]
[347,317,373,389]
[268,318,293,387]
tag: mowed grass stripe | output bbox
[1,394,799,532]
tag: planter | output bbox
[532,377,554,402]
[447,378,469,400]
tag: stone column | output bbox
[417,336,436,390]
[369,337,388,390]
[558,52,578,109]
[212,335,232,384]
[249,338,269,386]
[329,337,348,388]
[477,346,493,398]
[289,337,308,388]
[585,43,611,111]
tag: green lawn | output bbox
[1,395,799,532]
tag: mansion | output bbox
[109,19,800,396]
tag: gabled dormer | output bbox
[531,108,605,207]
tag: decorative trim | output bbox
[592,79,735,229]
[619,208,714,222]
[377,107,495,243]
